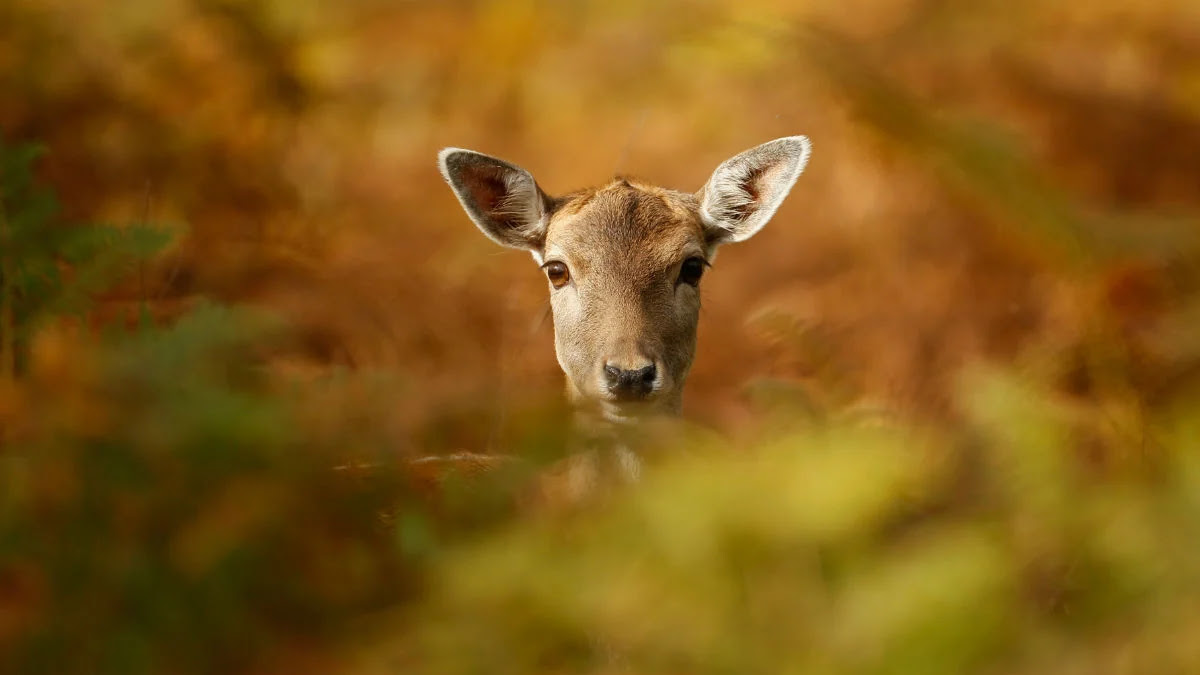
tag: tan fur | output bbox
[437,136,811,504]
[542,179,707,420]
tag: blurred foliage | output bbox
[0,307,421,674]
[3,0,1200,674]
[374,389,1200,675]
[0,137,172,378]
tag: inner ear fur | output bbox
[699,135,811,246]
[439,148,553,250]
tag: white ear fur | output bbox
[438,147,550,250]
[699,135,811,244]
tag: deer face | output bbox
[439,136,811,422]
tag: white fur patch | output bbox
[615,446,642,483]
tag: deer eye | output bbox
[678,257,707,287]
[543,261,570,289]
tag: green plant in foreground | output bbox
[0,305,431,675]
[0,138,534,675]
[352,369,1200,675]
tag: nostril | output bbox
[637,364,657,385]
[603,364,622,386]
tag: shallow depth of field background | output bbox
[3,1,1200,674]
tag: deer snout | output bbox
[602,361,658,400]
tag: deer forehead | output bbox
[543,180,706,281]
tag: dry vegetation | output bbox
[2,0,1200,673]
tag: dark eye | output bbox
[678,257,707,286]
[543,261,570,289]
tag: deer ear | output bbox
[698,136,811,246]
[438,148,552,250]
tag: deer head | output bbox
[439,136,811,424]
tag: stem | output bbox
[138,180,151,327]
[0,191,13,381]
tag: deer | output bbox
[433,136,812,506]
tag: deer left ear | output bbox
[698,135,811,246]
[438,148,553,250]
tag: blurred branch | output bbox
[796,24,1091,264]
[197,0,310,113]
[1,188,13,381]
[794,23,1200,270]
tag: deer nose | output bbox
[603,362,657,400]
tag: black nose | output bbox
[603,363,657,399]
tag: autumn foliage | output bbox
[3,1,1200,673]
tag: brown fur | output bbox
[541,179,708,419]
[437,136,810,509]
[438,136,810,425]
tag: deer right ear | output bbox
[438,148,552,250]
